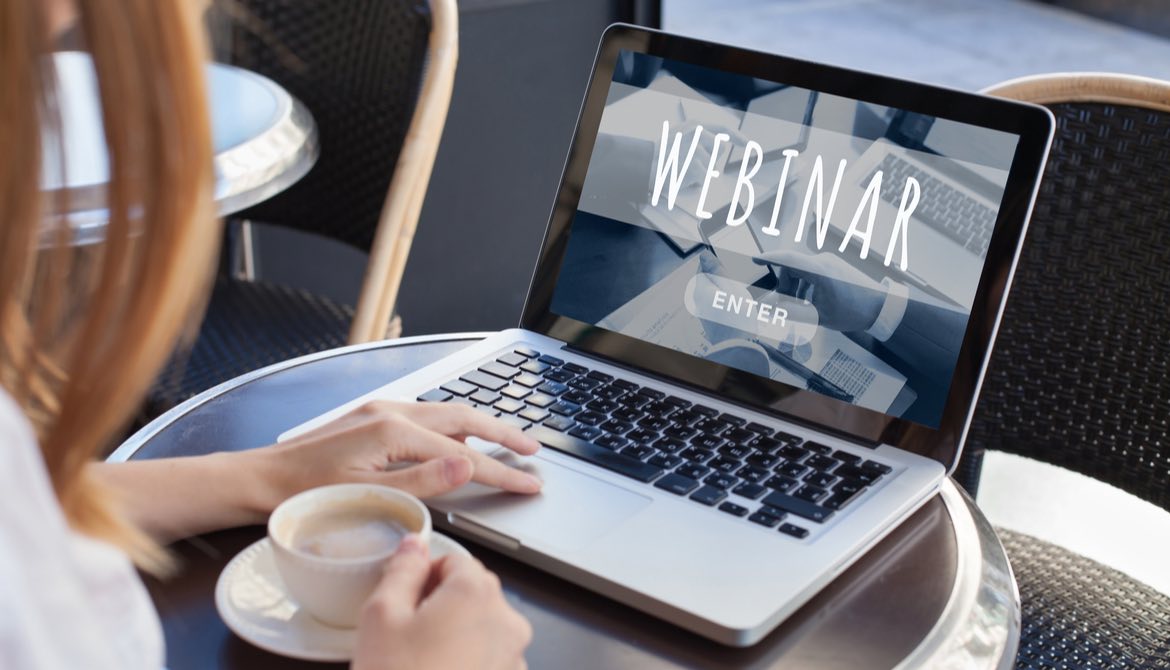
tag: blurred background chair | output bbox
[956,72,1170,669]
[146,0,457,416]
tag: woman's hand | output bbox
[254,400,544,512]
[92,400,543,542]
[352,535,532,670]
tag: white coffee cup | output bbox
[268,483,432,628]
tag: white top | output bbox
[0,389,164,669]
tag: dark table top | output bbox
[113,333,1019,670]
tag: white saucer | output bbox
[215,533,470,662]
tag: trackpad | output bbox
[437,449,652,552]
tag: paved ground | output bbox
[664,0,1170,90]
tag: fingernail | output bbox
[398,533,427,555]
[522,473,543,492]
[442,456,472,485]
[523,435,542,451]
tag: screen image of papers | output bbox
[598,255,907,413]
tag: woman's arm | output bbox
[92,401,543,543]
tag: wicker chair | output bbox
[958,73,1170,669]
[148,0,457,412]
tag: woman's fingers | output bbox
[362,534,432,623]
[404,403,542,456]
[375,456,474,499]
[388,419,542,495]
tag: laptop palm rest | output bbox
[436,448,652,553]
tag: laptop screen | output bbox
[547,50,1022,429]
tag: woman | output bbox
[1,1,536,668]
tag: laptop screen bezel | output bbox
[519,24,1054,469]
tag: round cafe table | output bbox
[43,51,317,245]
[111,334,1021,670]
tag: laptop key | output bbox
[537,381,568,396]
[832,450,861,465]
[594,385,626,401]
[497,353,529,368]
[834,480,865,495]
[654,473,700,496]
[665,425,697,440]
[461,370,508,391]
[748,511,782,528]
[633,413,667,430]
[744,422,772,435]
[691,404,719,417]
[441,379,478,397]
[519,407,550,423]
[709,457,741,474]
[574,411,607,426]
[670,409,704,426]
[513,372,545,388]
[676,462,710,480]
[736,465,770,483]
[718,502,749,517]
[500,385,531,400]
[620,445,656,461]
[690,486,727,506]
[626,428,659,445]
[569,425,603,441]
[569,377,603,392]
[833,465,880,485]
[774,431,803,445]
[765,475,799,492]
[541,415,574,432]
[549,401,582,417]
[520,360,551,375]
[544,369,575,383]
[562,362,589,375]
[620,393,653,409]
[648,453,683,469]
[719,444,753,460]
[805,442,833,455]
[732,482,767,500]
[527,426,664,484]
[600,420,633,435]
[718,413,747,427]
[537,354,563,366]
[494,398,526,414]
[612,407,643,423]
[691,433,724,450]
[470,389,501,405]
[747,453,780,468]
[524,393,556,408]
[681,447,714,464]
[611,378,639,391]
[776,461,810,478]
[704,472,738,490]
[513,346,540,358]
[480,362,520,380]
[586,398,619,413]
[861,460,893,475]
[652,437,686,454]
[418,388,452,403]
[806,454,840,472]
[639,388,666,401]
[794,485,828,503]
[778,444,810,461]
[695,418,730,435]
[586,370,614,383]
[723,427,756,445]
[761,491,835,523]
[595,434,628,450]
[779,523,810,539]
[804,471,838,489]
[663,395,691,408]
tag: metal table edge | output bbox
[108,332,494,463]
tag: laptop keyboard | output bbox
[418,347,896,541]
[875,153,995,257]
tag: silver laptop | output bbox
[282,26,1054,646]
